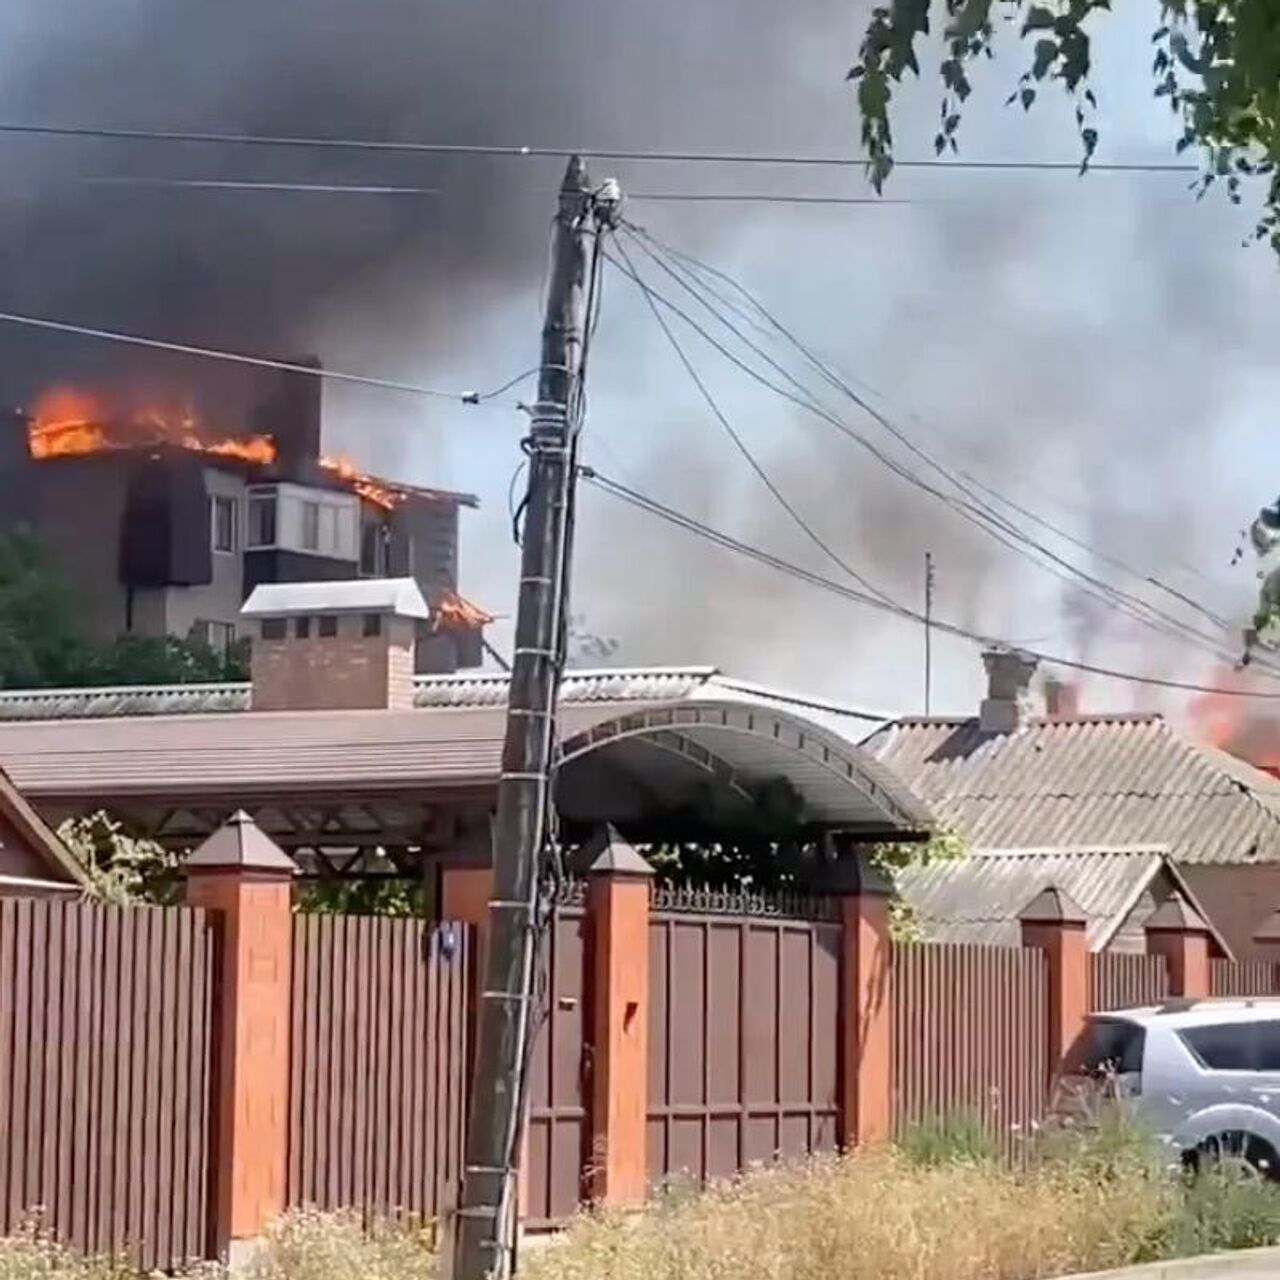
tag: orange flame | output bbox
[1188,663,1280,770]
[319,454,404,510]
[28,384,277,465]
[433,587,494,631]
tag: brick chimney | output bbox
[1043,675,1080,719]
[241,578,428,711]
[979,647,1039,734]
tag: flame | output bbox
[433,587,494,631]
[28,384,277,465]
[1188,663,1280,769]
[319,454,404,510]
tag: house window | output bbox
[318,615,338,638]
[301,501,321,551]
[211,495,238,554]
[295,616,312,639]
[363,613,382,638]
[261,617,286,640]
[204,620,236,654]
[361,523,388,576]
[247,494,277,548]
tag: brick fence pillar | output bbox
[584,826,653,1206]
[834,851,893,1150]
[1019,886,1089,1078]
[185,811,297,1266]
[1145,892,1212,997]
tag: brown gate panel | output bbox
[647,899,840,1190]
[1211,959,1280,997]
[0,897,214,1271]
[287,914,471,1222]
[1090,953,1170,1011]
[891,942,1048,1153]
[523,900,586,1229]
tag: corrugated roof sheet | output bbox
[896,848,1167,949]
[0,666,893,731]
[867,714,1280,865]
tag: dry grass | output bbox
[523,1149,1174,1280]
[246,1208,436,1280]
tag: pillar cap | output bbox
[186,810,297,876]
[1019,885,1088,927]
[1254,907,1280,944]
[581,824,654,877]
[1146,891,1210,935]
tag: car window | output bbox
[1254,1021,1280,1071]
[1180,1022,1257,1071]
[1064,1019,1145,1077]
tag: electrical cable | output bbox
[584,469,1280,699]
[610,237,895,604]
[634,223,1240,633]
[608,234,1265,673]
[0,120,1201,173]
[0,308,526,409]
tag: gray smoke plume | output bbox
[0,0,1275,716]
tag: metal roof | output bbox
[0,665,896,727]
[866,714,1280,865]
[241,577,430,619]
[896,846,1231,954]
[0,678,925,834]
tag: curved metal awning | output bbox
[555,698,932,836]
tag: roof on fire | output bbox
[864,713,1280,866]
[0,668,927,835]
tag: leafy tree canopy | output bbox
[851,2,1280,251]
[0,528,247,688]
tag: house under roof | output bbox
[896,846,1232,957]
[0,766,86,896]
[866,648,1280,959]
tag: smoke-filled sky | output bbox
[0,0,1275,721]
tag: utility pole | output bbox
[924,551,935,715]
[451,156,617,1280]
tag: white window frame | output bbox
[247,492,278,549]
[301,500,321,552]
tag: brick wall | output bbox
[250,616,415,711]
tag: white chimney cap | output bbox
[241,577,430,620]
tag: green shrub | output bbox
[897,1110,1001,1168]
[1161,1162,1280,1257]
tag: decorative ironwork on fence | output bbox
[650,883,839,922]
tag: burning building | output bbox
[0,363,491,674]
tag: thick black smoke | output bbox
[0,0,1273,714]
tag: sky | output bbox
[0,1,1275,722]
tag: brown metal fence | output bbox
[646,891,841,1191]
[0,898,215,1271]
[1210,959,1280,997]
[287,914,471,1222]
[1089,952,1170,1011]
[891,942,1048,1152]
[524,894,588,1229]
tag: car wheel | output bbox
[1185,1131,1279,1180]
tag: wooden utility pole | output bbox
[924,551,935,715]
[451,156,615,1280]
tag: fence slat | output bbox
[284,914,472,1224]
[1089,953,1170,1011]
[890,942,1049,1157]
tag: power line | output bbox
[605,235,1255,670]
[0,120,1202,174]
[585,469,1280,699]
[79,175,922,206]
[0,309,527,408]
[83,176,442,195]
[610,236,894,603]
[619,225,1264,672]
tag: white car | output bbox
[1057,998,1280,1172]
